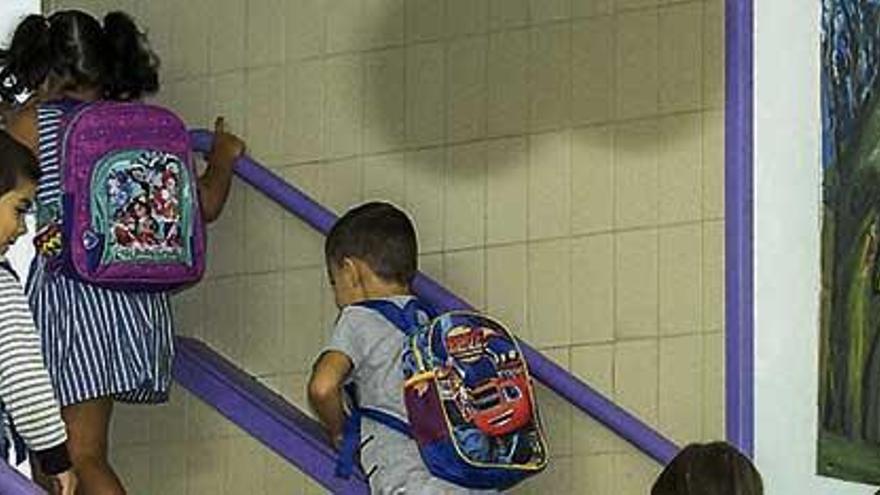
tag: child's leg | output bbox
[62,397,126,495]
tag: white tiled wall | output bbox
[42,0,725,493]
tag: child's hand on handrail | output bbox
[208,116,245,171]
[199,116,246,223]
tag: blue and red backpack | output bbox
[337,299,549,490]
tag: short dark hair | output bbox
[0,131,40,195]
[651,442,763,495]
[325,202,418,285]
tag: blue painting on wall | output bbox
[820,0,880,484]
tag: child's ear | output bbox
[340,257,362,287]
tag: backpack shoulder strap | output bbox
[353,298,437,336]
[335,385,412,479]
[359,407,410,437]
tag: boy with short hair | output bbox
[0,131,76,494]
[309,202,491,494]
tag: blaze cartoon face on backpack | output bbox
[403,312,547,473]
[440,325,532,437]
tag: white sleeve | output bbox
[0,269,67,452]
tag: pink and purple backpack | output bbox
[35,101,205,292]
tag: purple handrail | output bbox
[0,462,44,494]
[725,0,754,457]
[191,130,680,464]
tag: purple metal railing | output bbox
[725,0,755,457]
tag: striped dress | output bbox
[24,101,175,407]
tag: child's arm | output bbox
[308,351,353,446]
[198,116,245,223]
[0,271,72,477]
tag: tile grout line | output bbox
[653,0,663,439]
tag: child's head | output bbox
[325,202,417,308]
[0,132,40,254]
[651,442,763,495]
[0,10,158,103]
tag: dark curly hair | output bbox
[0,10,159,104]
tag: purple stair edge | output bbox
[0,460,44,494]
[172,336,369,494]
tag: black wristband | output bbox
[33,443,72,476]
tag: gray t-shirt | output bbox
[326,296,495,495]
